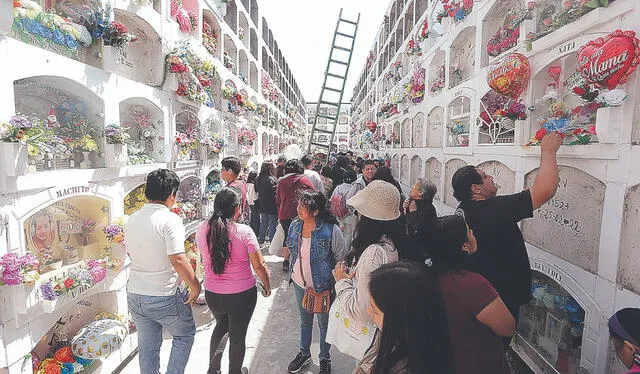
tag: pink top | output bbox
[291,237,313,289]
[196,221,259,294]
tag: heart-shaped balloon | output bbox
[577,30,640,89]
[487,53,531,99]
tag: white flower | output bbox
[596,89,627,107]
[0,122,11,140]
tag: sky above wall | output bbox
[258,0,389,104]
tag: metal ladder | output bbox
[306,9,360,160]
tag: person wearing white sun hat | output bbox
[330,180,406,369]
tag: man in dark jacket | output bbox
[276,155,287,178]
[404,178,438,262]
[276,159,315,271]
[255,162,278,246]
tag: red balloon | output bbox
[577,30,640,90]
[487,53,531,99]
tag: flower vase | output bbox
[105,143,128,168]
[595,107,623,144]
[80,151,92,169]
[0,142,28,176]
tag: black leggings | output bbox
[280,218,293,247]
[205,287,257,374]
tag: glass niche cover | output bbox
[517,271,585,373]
[24,196,111,273]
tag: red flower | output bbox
[534,128,547,140]
[572,86,586,96]
[572,128,583,135]
[64,278,74,288]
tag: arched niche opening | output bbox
[401,118,411,148]
[239,12,249,49]
[481,0,524,67]
[446,96,471,147]
[241,0,249,13]
[261,132,268,155]
[250,0,258,26]
[268,134,275,155]
[224,0,237,33]
[427,106,444,148]
[175,175,203,225]
[392,121,401,148]
[412,112,425,148]
[119,98,164,165]
[261,47,269,71]
[211,70,223,110]
[529,53,598,145]
[250,28,258,60]
[249,61,259,92]
[223,35,238,75]
[522,166,605,273]
[444,158,467,207]
[261,18,269,43]
[175,110,201,161]
[518,271,586,373]
[203,10,221,60]
[619,183,640,293]
[477,160,515,195]
[204,168,222,216]
[226,123,239,155]
[410,155,423,185]
[124,184,146,216]
[112,9,163,86]
[528,0,600,44]
[449,26,476,88]
[428,50,446,96]
[424,157,442,201]
[239,50,249,84]
[400,154,409,185]
[13,76,105,170]
[24,195,111,272]
[175,0,200,36]
[392,154,400,179]
[478,91,516,145]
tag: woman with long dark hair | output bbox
[354,261,454,374]
[255,163,278,246]
[423,215,515,374]
[332,181,403,368]
[286,190,346,374]
[196,188,271,374]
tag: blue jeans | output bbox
[258,213,278,244]
[293,283,331,360]
[127,288,196,374]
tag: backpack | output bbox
[330,184,351,220]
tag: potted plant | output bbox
[104,124,130,167]
[0,114,54,176]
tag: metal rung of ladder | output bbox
[326,73,345,79]
[336,32,355,39]
[307,8,360,159]
[333,46,351,52]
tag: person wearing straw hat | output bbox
[331,180,406,371]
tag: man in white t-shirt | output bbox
[125,169,201,374]
[301,155,325,195]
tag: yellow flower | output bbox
[27,144,40,156]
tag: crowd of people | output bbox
[123,132,640,374]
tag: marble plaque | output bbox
[427,107,444,148]
[400,155,409,185]
[412,112,425,148]
[522,166,605,273]
[477,161,516,195]
[410,156,423,185]
[444,159,468,207]
[401,119,411,148]
[425,158,442,201]
[618,184,640,293]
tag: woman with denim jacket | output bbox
[286,190,347,374]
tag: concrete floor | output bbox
[118,254,357,374]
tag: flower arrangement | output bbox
[171,202,199,221]
[0,253,40,286]
[237,127,256,146]
[104,216,127,244]
[166,45,215,107]
[238,26,245,41]
[527,0,613,43]
[104,124,130,144]
[12,0,93,57]
[124,185,146,215]
[429,65,446,94]
[39,257,122,301]
[202,131,227,154]
[34,346,94,374]
[405,39,422,56]
[223,51,236,70]
[437,0,474,23]
[73,135,99,152]
[102,21,136,49]
[175,131,200,158]
[417,20,430,41]
[365,50,376,70]
[487,25,519,57]
[202,20,218,55]
[0,114,60,158]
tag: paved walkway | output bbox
[119,254,356,374]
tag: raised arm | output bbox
[530,132,562,210]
